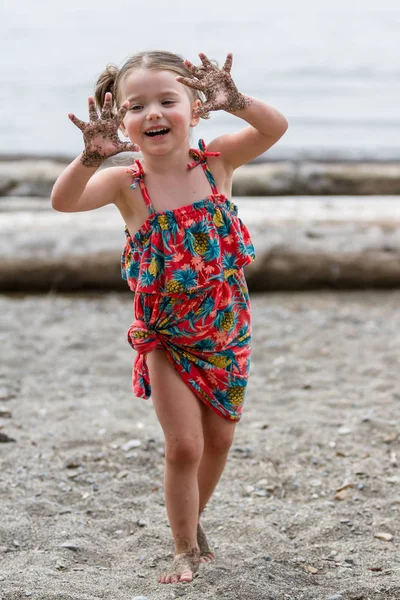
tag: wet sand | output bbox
[1,290,400,600]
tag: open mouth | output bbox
[144,128,170,137]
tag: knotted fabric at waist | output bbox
[127,319,165,398]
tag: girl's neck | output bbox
[140,144,192,176]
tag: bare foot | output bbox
[158,549,200,584]
[197,522,215,563]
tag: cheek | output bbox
[169,108,192,127]
[124,115,141,133]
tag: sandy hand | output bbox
[177,52,250,116]
[68,93,139,167]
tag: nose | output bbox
[146,104,163,121]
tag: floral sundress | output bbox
[121,140,256,421]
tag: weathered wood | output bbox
[1,197,400,291]
[1,159,400,196]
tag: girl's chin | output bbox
[142,145,171,156]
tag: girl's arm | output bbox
[208,97,288,171]
[51,155,125,212]
[178,53,288,171]
[51,93,138,212]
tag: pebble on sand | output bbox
[306,565,319,574]
[60,542,79,551]
[0,432,16,443]
[122,439,142,452]
[374,532,394,542]
[136,519,148,528]
[334,490,349,501]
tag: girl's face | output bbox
[119,69,200,155]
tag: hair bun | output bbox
[95,63,120,113]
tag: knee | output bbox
[204,431,234,456]
[165,435,203,466]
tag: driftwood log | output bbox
[1,197,400,292]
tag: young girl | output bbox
[51,50,288,585]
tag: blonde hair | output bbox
[95,50,209,119]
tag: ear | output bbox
[190,99,202,127]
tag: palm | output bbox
[68,93,139,166]
[177,53,247,115]
[82,120,124,156]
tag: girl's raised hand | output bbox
[68,93,139,167]
[177,52,249,117]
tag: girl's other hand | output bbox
[177,53,249,117]
[68,93,140,167]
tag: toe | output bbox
[200,552,214,563]
[171,575,179,584]
[179,570,193,583]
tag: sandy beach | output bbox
[1,289,399,600]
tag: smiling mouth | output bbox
[144,128,170,137]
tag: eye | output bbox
[162,100,175,106]
[129,104,142,111]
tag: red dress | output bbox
[121,140,256,421]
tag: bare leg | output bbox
[197,404,236,562]
[147,350,203,584]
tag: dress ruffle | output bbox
[121,195,255,294]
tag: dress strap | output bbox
[126,160,154,214]
[187,139,220,195]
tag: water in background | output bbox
[2,0,400,160]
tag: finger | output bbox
[184,59,206,78]
[100,92,113,119]
[183,59,198,74]
[193,106,205,117]
[120,141,140,153]
[68,113,86,131]
[193,103,210,117]
[88,96,99,122]
[176,76,205,91]
[197,101,218,115]
[222,52,233,74]
[198,52,214,70]
[115,101,130,125]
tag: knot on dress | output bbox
[126,160,145,190]
[128,319,163,354]
[127,319,164,399]
[187,139,220,170]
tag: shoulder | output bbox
[204,137,233,177]
[93,163,135,201]
[97,163,133,184]
[193,139,233,198]
[206,137,234,176]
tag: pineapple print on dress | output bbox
[193,231,209,255]
[123,140,255,421]
[165,267,199,295]
[227,378,247,407]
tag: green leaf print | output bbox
[202,236,220,262]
